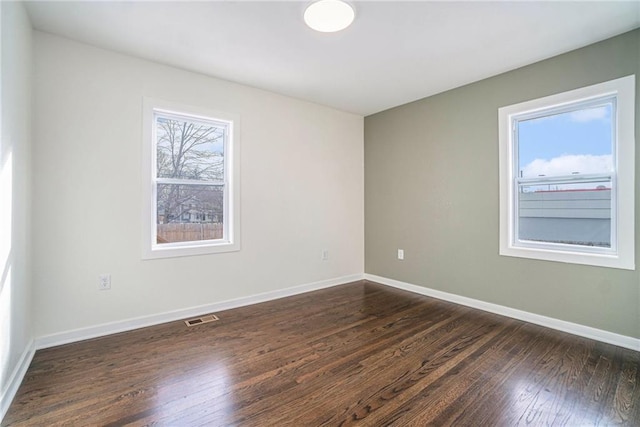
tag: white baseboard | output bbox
[365,274,640,352]
[35,274,365,350]
[1,339,35,422]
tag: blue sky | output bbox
[518,104,612,178]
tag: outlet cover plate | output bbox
[98,274,111,290]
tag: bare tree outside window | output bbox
[155,114,227,244]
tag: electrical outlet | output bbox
[397,249,404,260]
[321,250,329,261]
[98,274,111,290]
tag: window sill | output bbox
[142,240,240,260]
[499,244,634,270]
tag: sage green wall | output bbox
[364,29,640,338]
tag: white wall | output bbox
[0,1,33,415]
[32,33,364,338]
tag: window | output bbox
[142,98,240,259]
[499,75,635,270]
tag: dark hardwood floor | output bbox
[4,280,640,426]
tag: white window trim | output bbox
[142,97,241,259]
[498,75,635,270]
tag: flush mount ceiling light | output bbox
[304,0,355,33]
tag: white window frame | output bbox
[142,97,240,259]
[498,75,635,270]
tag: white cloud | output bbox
[522,154,612,177]
[568,106,608,123]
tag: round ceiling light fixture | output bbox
[304,0,355,33]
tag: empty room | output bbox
[1,0,639,425]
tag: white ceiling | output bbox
[24,1,640,116]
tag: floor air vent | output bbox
[184,314,219,327]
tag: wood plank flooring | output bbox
[4,280,640,426]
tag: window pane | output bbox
[156,115,225,181]
[156,184,224,244]
[518,181,611,248]
[518,103,613,179]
